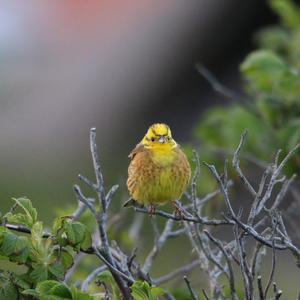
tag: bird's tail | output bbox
[123,198,136,208]
[123,198,144,208]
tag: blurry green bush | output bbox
[194,0,300,185]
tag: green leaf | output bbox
[49,263,65,280]
[51,248,74,270]
[5,213,30,228]
[6,198,38,228]
[241,50,287,91]
[22,288,39,297]
[270,0,300,29]
[47,283,72,298]
[130,281,164,300]
[65,222,86,246]
[97,271,121,300]
[70,286,94,300]
[31,221,44,252]
[11,273,31,291]
[0,273,18,300]
[0,231,29,263]
[11,235,30,263]
[241,50,300,103]
[36,280,58,294]
[31,221,43,240]
[30,264,49,282]
[35,280,72,299]
[80,228,92,251]
[53,217,92,250]
[52,216,67,235]
[0,232,18,256]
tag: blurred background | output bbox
[0,0,276,215]
[2,0,300,296]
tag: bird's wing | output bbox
[127,143,149,200]
[175,145,192,186]
[128,143,145,160]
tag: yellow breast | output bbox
[150,144,177,166]
[127,144,191,206]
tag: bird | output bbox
[125,123,191,216]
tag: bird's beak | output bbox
[158,136,166,144]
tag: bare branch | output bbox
[264,231,277,297]
[234,224,252,300]
[248,167,270,226]
[89,127,106,210]
[232,131,257,197]
[204,162,236,217]
[73,185,97,215]
[256,143,300,214]
[142,219,181,274]
[183,276,198,300]
[195,63,250,108]
[250,242,265,280]
[105,184,119,210]
[271,174,296,210]
[81,265,107,292]
[257,276,264,300]
[78,174,96,190]
[273,282,282,299]
[135,207,233,225]
[202,288,210,300]
[204,230,238,300]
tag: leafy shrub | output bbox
[195,0,300,177]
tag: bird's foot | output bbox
[172,201,183,219]
[148,204,156,217]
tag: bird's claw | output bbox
[148,204,156,217]
[172,201,183,219]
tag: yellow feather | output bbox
[127,123,191,207]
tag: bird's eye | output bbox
[151,138,155,142]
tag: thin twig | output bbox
[81,265,107,292]
[264,230,276,297]
[232,131,257,198]
[183,276,198,300]
[257,276,264,300]
[135,207,233,225]
[204,230,238,300]
[142,219,176,274]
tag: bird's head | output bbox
[141,123,177,150]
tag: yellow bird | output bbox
[126,123,191,215]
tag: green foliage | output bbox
[0,198,95,299]
[53,216,92,251]
[269,0,300,29]
[97,270,121,300]
[195,0,300,184]
[23,280,94,300]
[0,272,19,300]
[241,49,300,103]
[4,197,38,229]
[130,281,165,300]
[0,199,170,299]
